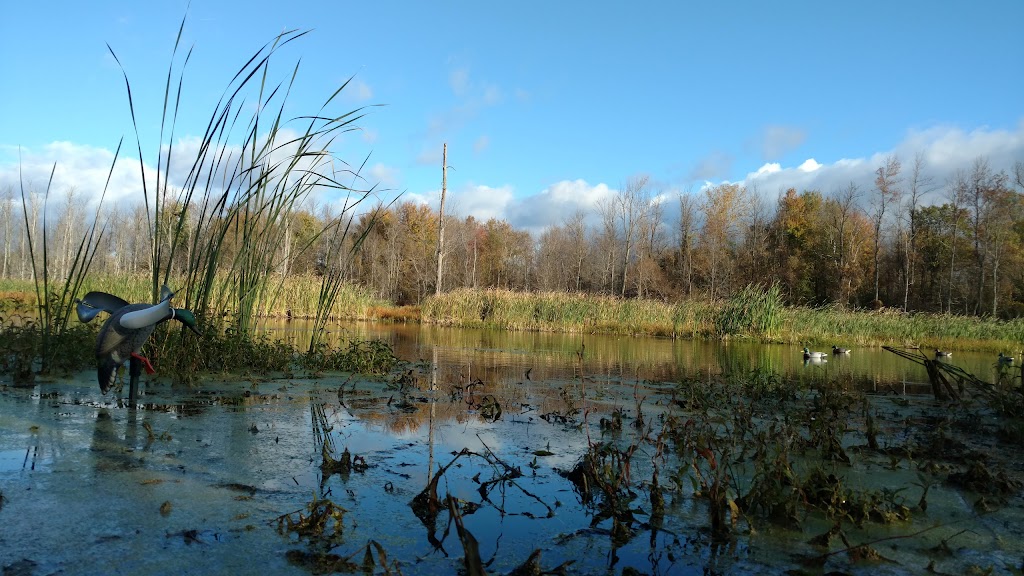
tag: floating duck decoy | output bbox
[998,353,1015,364]
[77,286,200,399]
[832,345,850,355]
[803,347,828,360]
[934,349,952,358]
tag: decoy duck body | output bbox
[79,288,199,393]
[935,349,952,358]
[803,347,828,360]
[832,345,850,355]
[998,353,1015,364]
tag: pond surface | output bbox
[271,321,1021,394]
[1,323,1022,575]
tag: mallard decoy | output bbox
[935,349,952,358]
[803,347,828,360]
[998,353,1015,364]
[832,345,850,355]
[77,286,200,396]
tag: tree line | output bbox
[3,154,1023,317]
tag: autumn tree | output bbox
[770,188,826,304]
[695,183,749,299]
[870,155,901,305]
[735,186,772,290]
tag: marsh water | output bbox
[2,323,1023,575]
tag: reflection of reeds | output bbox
[310,399,335,455]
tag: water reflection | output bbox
[261,319,1009,394]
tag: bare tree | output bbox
[944,170,968,313]
[898,152,934,310]
[966,157,993,314]
[435,143,448,295]
[870,154,901,304]
[635,192,665,298]
[564,210,587,292]
[827,182,865,305]
[616,175,651,297]
[0,186,13,279]
[595,196,618,294]
[677,191,697,297]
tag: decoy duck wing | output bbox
[76,291,130,323]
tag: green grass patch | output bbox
[421,287,1024,353]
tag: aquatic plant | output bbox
[302,337,396,375]
[715,282,784,339]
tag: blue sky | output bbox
[2,1,1023,232]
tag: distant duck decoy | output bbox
[998,353,1015,364]
[935,349,952,358]
[803,347,828,360]
[77,286,200,398]
[832,345,850,355]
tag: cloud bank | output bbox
[739,121,1024,203]
[3,121,1021,234]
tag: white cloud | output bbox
[740,121,1024,201]
[407,179,616,235]
[407,183,514,222]
[0,125,370,221]
[505,180,616,234]
[0,141,152,209]
[457,184,515,221]
[798,158,821,172]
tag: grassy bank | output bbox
[421,288,1024,353]
[3,278,1022,352]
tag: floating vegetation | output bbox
[277,495,347,541]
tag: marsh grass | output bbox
[422,288,1024,352]
[715,282,783,338]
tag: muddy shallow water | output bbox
[2,326,1024,575]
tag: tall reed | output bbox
[16,141,118,371]
[715,283,783,339]
[109,14,380,336]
